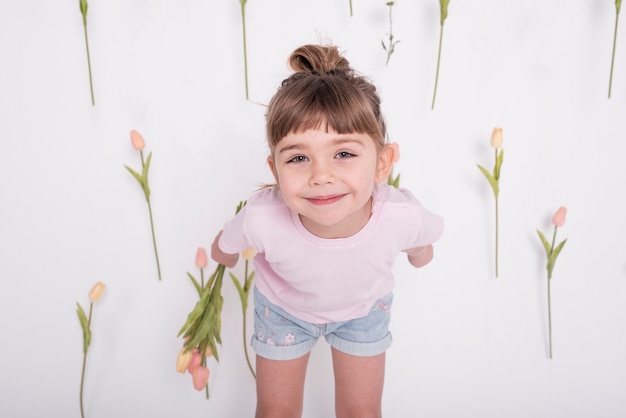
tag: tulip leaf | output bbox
[76,302,91,353]
[537,229,551,257]
[617,0,622,14]
[477,164,499,198]
[245,271,255,292]
[494,149,504,180]
[124,165,143,187]
[230,272,248,314]
[187,272,203,297]
[551,239,567,265]
[439,0,450,25]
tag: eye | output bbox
[287,155,308,164]
[335,151,355,159]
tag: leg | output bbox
[332,348,386,418]
[255,353,310,418]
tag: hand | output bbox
[404,245,434,268]
[211,230,239,268]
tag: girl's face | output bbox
[268,127,392,239]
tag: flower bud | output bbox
[192,366,210,391]
[241,248,256,261]
[88,282,105,303]
[205,345,213,358]
[176,347,193,373]
[130,130,145,151]
[552,206,567,227]
[195,247,208,269]
[188,351,202,374]
[490,127,503,149]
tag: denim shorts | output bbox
[251,287,393,361]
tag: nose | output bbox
[309,160,334,186]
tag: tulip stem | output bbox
[350,0,353,16]
[243,260,256,379]
[609,9,620,98]
[82,19,95,106]
[79,303,93,418]
[241,1,249,100]
[140,150,162,281]
[494,149,499,278]
[431,24,444,109]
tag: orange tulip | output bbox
[88,282,105,303]
[552,206,567,227]
[196,247,208,268]
[130,130,145,151]
[192,366,210,391]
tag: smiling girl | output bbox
[211,44,443,418]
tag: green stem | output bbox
[350,0,353,16]
[200,268,205,289]
[548,277,552,359]
[432,24,444,109]
[241,2,249,100]
[79,303,93,418]
[609,10,620,98]
[146,198,162,280]
[83,21,95,106]
[494,149,499,278]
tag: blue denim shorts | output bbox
[251,287,393,360]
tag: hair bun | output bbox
[289,44,352,77]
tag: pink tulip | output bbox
[192,366,210,391]
[188,351,202,374]
[552,206,567,227]
[130,130,145,151]
[195,247,208,269]
[88,282,106,303]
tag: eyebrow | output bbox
[277,137,365,154]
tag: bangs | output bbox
[266,75,384,149]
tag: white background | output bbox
[1,1,625,417]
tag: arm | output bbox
[404,244,434,268]
[211,230,239,268]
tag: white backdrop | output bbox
[1,1,625,417]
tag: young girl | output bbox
[211,44,443,418]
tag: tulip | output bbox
[176,347,193,373]
[130,130,145,151]
[88,282,105,303]
[490,127,503,149]
[188,351,202,374]
[241,248,256,261]
[196,247,208,268]
[552,206,567,227]
[192,366,210,391]
[205,345,213,358]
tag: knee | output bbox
[336,402,382,418]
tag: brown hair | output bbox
[265,44,387,152]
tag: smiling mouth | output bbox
[306,194,345,205]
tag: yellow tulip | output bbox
[176,347,193,373]
[490,127,503,149]
[241,248,256,261]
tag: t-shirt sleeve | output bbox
[412,203,444,248]
[218,205,253,254]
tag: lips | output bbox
[305,194,345,205]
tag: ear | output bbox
[375,143,398,184]
[267,155,279,184]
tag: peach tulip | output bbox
[196,247,208,269]
[176,347,193,373]
[241,248,256,261]
[552,206,567,227]
[490,127,503,149]
[205,345,213,358]
[130,130,145,151]
[188,351,202,374]
[88,282,105,303]
[192,366,210,391]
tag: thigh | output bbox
[255,353,310,418]
[331,348,385,418]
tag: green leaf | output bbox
[439,0,450,25]
[76,302,91,353]
[124,165,144,187]
[187,272,203,297]
[477,164,499,198]
[494,149,504,180]
[79,0,88,18]
[536,229,551,257]
[551,239,567,265]
[245,271,255,292]
[230,272,248,313]
[177,287,211,337]
[617,0,622,14]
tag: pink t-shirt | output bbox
[219,184,443,323]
